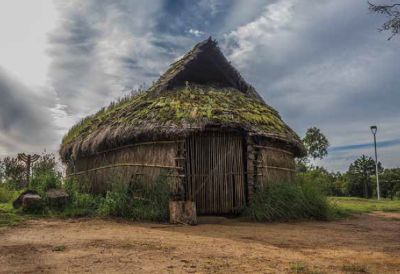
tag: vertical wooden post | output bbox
[174,140,186,200]
[18,153,39,188]
[26,155,31,187]
[246,137,255,203]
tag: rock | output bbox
[22,194,43,212]
[13,190,40,209]
[46,189,69,208]
[169,201,197,225]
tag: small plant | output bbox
[342,263,369,273]
[291,262,306,273]
[52,245,66,252]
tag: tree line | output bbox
[1,129,399,200]
[298,127,400,199]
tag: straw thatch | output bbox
[60,38,305,162]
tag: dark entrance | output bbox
[185,132,246,214]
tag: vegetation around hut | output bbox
[244,179,333,222]
[1,151,399,226]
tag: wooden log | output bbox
[169,200,197,225]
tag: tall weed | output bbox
[245,180,332,221]
[98,175,170,221]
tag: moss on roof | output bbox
[60,85,303,161]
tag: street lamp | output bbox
[370,125,380,200]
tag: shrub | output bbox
[30,153,62,194]
[30,170,62,195]
[0,156,25,188]
[0,185,15,203]
[98,175,170,221]
[62,178,101,217]
[244,180,332,222]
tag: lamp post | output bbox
[370,125,380,200]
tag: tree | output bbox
[296,127,330,172]
[30,152,62,193]
[379,168,400,199]
[369,2,400,39]
[347,155,383,198]
[303,127,330,160]
[0,156,25,187]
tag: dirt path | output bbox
[0,213,399,274]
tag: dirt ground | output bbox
[0,213,399,274]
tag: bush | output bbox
[29,153,62,194]
[0,185,15,203]
[244,180,332,222]
[62,178,101,217]
[98,175,170,221]
[30,170,62,195]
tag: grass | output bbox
[0,203,26,227]
[245,181,332,222]
[290,262,323,274]
[341,263,369,273]
[52,245,66,252]
[330,197,400,216]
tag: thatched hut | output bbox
[60,38,305,215]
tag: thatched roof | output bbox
[60,38,305,162]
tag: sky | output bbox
[0,0,399,172]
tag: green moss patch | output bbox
[62,85,295,146]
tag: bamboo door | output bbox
[185,132,246,214]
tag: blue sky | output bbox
[0,0,399,172]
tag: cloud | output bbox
[48,0,227,118]
[222,0,400,171]
[0,67,59,156]
[2,0,399,172]
[188,29,205,37]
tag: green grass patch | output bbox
[244,181,333,222]
[330,197,400,216]
[0,203,26,227]
[98,176,170,222]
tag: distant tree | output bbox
[0,160,4,183]
[0,156,25,187]
[379,168,400,199]
[296,127,329,172]
[30,152,62,192]
[347,155,383,198]
[32,152,58,177]
[329,172,349,197]
[369,2,400,39]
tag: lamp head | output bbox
[370,125,377,135]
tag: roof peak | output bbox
[148,38,264,102]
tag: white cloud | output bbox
[188,29,205,37]
[222,0,400,171]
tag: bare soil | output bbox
[0,213,399,274]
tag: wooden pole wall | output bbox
[185,132,245,214]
